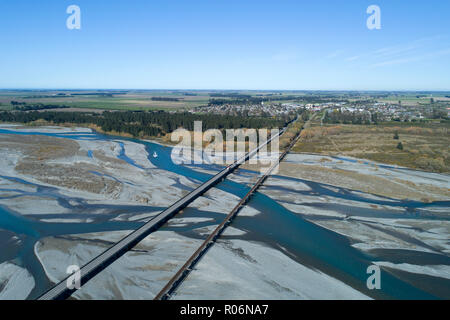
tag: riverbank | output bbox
[0,124,448,300]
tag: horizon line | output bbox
[1,88,450,93]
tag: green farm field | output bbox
[0,90,211,111]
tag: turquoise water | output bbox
[0,127,449,299]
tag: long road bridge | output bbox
[38,123,300,300]
[155,125,303,300]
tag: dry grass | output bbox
[279,120,304,149]
[292,124,450,173]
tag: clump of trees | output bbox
[208,95,349,106]
[415,156,446,172]
[11,101,27,106]
[431,109,448,120]
[393,131,399,140]
[323,110,371,124]
[209,93,253,99]
[151,97,180,102]
[13,103,70,111]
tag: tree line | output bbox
[208,95,349,106]
[0,110,287,138]
[13,103,70,111]
[151,97,180,102]
[323,109,373,124]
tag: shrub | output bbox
[415,157,446,172]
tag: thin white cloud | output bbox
[373,44,419,58]
[326,50,344,59]
[371,56,421,67]
[271,52,298,62]
[372,36,443,59]
[346,55,360,61]
[371,48,450,67]
[344,35,449,68]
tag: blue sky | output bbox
[0,0,449,90]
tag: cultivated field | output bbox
[0,90,211,111]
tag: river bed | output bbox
[0,124,449,300]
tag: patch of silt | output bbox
[0,134,121,195]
